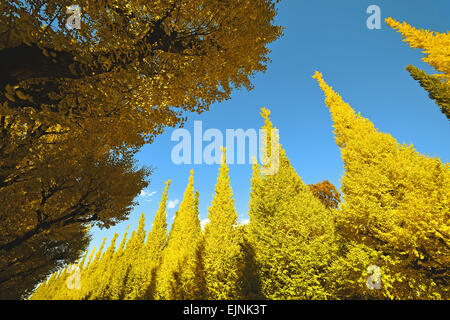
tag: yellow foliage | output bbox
[203,148,243,299]
[247,108,338,300]
[157,171,204,300]
[386,17,450,82]
[313,71,449,299]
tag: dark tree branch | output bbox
[0,1,188,91]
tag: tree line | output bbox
[0,0,448,299]
[31,18,449,299]
[31,74,449,298]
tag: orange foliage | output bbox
[308,180,341,209]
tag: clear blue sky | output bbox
[87,0,450,252]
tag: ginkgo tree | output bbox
[0,0,282,201]
[0,151,149,300]
[247,108,338,300]
[157,170,205,300]
[386,18,450,120]
[203,147,243,299]
[0,0,283,149]
[313,71,449,299]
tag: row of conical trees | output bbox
[30,19,449,300]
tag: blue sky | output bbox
[87,0,450,252]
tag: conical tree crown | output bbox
[138,181,171,299]
[248,108,337,300]
[386,18,450,80]
[157,170,203,299]
[89,238,106,271]
[107,226,130,300]
[146,181,170,255]
[205,147,238,235]
[203,147,242,299]
[406,65,450,120]
[89,233,119,299]
[116,226,129,256]
[123,213,148,300]
[313,71,450,299]
[386,18,450,120]
[167,170,200,247]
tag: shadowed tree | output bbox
[405,65,450,120]
[0,0,283,166]
[0,151,150,299]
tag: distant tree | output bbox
[141,181,171,299]
[308,180,341,209]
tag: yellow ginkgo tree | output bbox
[157,170,205,300]
[386,17,450,120]
[313,71,449,299]
[203,147,243,299]
[247,108,338,300]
